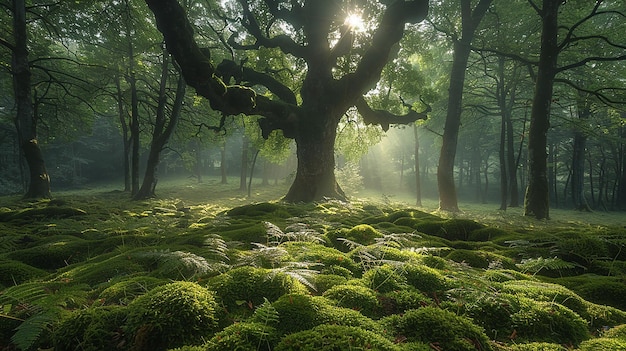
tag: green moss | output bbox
[414,220,445,235]
[322,284,379,317]
[53,306,128,351]
[578,337,626,350]
[206,266,307,315]
[605,324,626,339]
[274,324,400,351]
[205,322,277,351]
[362,264,408,293]
[483,269,532,283]
[511,297,590,345]
[55,254,145,286]
[7,236,92,269]
[326,224,383,251]
[216,222,267,243]
[421,255,449,269]
[379,288,432,315]
[439,218,485,241]
[576,280,626,311]
[0,260,48,286]
[468,227,511,241]
[282,241,360,275]
[380,307,492,351]
[403,264,449,293]
[501,281,590,320]
[126,281,219,351]
[98,276,168,305]
[446,249,490,268]
[313,274,347,293]
[508,342,568,351]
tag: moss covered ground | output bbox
[1,178,626,351]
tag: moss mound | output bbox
[205,321,277,351]
[126,281,219,351]
[322,284,379,317]
[0,260,48,286]
[381,306,492,351]
[274,324,399,351]
[53,306,127,351]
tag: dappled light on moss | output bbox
[1,193,626,350]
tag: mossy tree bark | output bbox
[11,0,51,199]
[144,0,431,203]
[570,92,592,211]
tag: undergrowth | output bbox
[1,181,626,350]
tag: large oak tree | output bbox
[144,0,430,202]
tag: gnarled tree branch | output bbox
[355,96,429,131]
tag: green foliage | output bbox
[98,276,167,305]
[439,218,485,241]
[327,224,383,251]
[7,236,92,269]
[604,324,626,339]
[274,324,399,351]
[381,307,492,351]
[282,241,360,275]
[206,266,307,315]
[312,274,348,293]
[379,288,432,315]
[205,321,278,351]
[362,264,408,293]
[322,284,380,317]
[0,260,48,286]
[53,306,127,351]
[403,264,449,292]
[578,337,626,350]
[511,297,590,345]
[125,281,219,351]
[508,343,568,351]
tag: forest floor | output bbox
[1,177,626,351]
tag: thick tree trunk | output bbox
[571,95,591,211]
[284,114,345,202]
[523,0,560,219]
[12,0,50,199]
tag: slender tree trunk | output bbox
[507,112,520,207]
[134,52,186,200]
[220,141,228,184]
[571,94,591,211]
[524,0,561,219]
[414,124,422,207]
[115,75,131,192]
[284,112,346,202]
[11,0,51,199]
[499,108,508,210]
[239,135,248,192]
[437,0,492,212]
[616,117,626,209]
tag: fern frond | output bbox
[11,310,59,351]
[517,257,582,274]
[204,234,230,262]
[337,238,364,251]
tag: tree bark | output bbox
[498,107,508,210]
[284,111,346,202]
[115,75,131,192]
[524,0,561,219]
[437,0,492,212]
[134,52,186,200]
[12,0,51,199]
[220,141,228,184]
[617,116,626,209]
